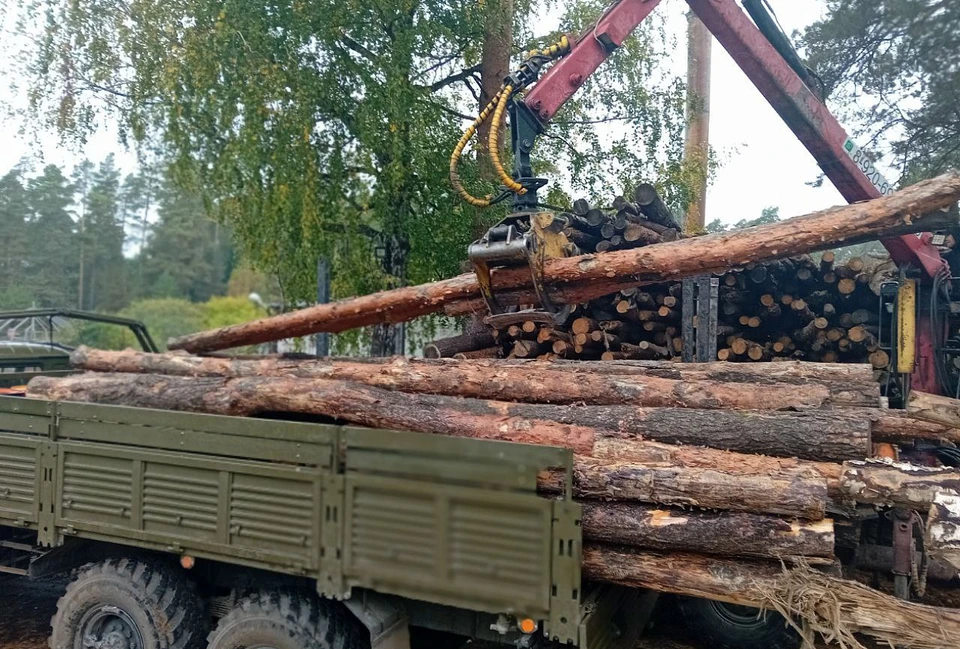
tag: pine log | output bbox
[582,545,960,649]
[581,503,834,561]
[870,410,960,444]
[907,390,960,429]
[29,370,871,462]
[70,348,881,410]
[452,347,500,359]
[839,460,960,510]
[167,174,960,352]
[424,329,496,358]
[570,458,826,519]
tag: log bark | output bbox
[395,356,879,384]
[71,348,880,410]
[908,390,960,429]
[423,330,496,358]
[30,371,871,462]
[551,459,827,519]
[582,545,960,649]
[582,545,782,606]
[839,460,960,510]
[167,174,960,352]
[869,410,960,445]
[927,492,960,572]
[581,503,834,560]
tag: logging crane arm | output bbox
[453,0,949,388]
[454,0,946,278]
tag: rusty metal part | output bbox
[469,212,574,327]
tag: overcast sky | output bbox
[0,0,847,226]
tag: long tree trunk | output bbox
[69,348,880,409]
[581,545,960,649]
[565,459,826,519]
[28,371,871,462]
[839,460,960,509]
[907,390,960,429]
[581,503,834,561]
[167,173,960,352]
[476,0,513,218]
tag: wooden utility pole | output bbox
[684,11,712,232]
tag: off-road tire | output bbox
[49,558,207,649]
[205,591,367,649]
[677,596,801,649]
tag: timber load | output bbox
[28,352,960,645]
[430,252,900,364]
[32,352,960,581]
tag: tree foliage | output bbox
[0,160,235,312]
[802,1,960,182]
[21,0,693,324]
[705,206,780,233]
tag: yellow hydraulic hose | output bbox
[449,91,502,207]
[449,35,571,208]
[488,84,525,195]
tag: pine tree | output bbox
[85,155,126,311]
[120,169,158,299]
[26,165,78,307]
[142,172,232,302]
[0,167,31,307]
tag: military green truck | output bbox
[0,310,785,649]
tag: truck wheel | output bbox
[49,558,207,649]
[206,592,366,649]
[677,596,800,649]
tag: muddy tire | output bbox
[49,558,207,649]
[205,591,367,649]
[677,596,801,649]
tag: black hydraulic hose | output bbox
[742,0,823,97]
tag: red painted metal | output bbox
[686,0,946,279]
[522,0,663,123]
[519,0,947,391]
[914,313,939,394]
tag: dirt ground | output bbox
[0,574,700,649]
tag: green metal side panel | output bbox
[0,399,50,530]
[0,396,55,435]
[340,427,576,622]
[0,398,584,641]
[0,433,41,526]
[55,401,337,467]
[54,441,328,572]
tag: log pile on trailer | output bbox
[28,178,960,647]
[26,350,960,645]
[30,351,960,563]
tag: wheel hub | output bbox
[79,605,143,649]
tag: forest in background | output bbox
[0,156,280,348]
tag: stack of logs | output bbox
[426,185,686,362]
[428,243,897,368]
[715,252,896,367]
[28,350,960,618]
